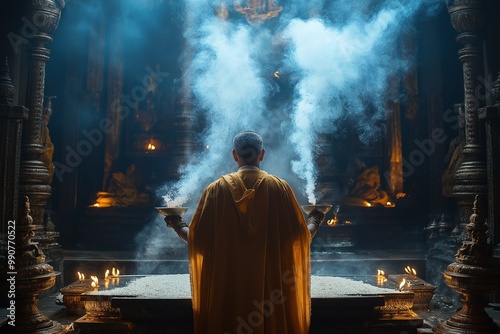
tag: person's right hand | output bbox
[308,210,326,227]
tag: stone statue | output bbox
[342,158,389,206]
[96,164,150,207]
[41,96,56,183]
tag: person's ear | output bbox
[232,149,239,162]
[259,149,265,161]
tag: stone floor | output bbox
[2,249,500,333]
[2,292,500,333]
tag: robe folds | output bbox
[188,169,311,334]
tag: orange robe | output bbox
[188,169,311,334]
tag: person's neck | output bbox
[238,165,260,171]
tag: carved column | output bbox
[102,17,124,189]
[0,58,29,248]
[478,73,500,245]
[446,0,488,231]
[18,0,65,260]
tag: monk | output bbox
[164,130,325,334]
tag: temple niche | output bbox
[2,0,500,333]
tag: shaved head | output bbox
[233,131,263,164]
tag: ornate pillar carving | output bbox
[18,0,65,260]
[478,73,500,245]
[0,58,29,246]
[446,0,488,231]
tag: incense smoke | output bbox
[157,0,443,207]
[133,0,445,267]
[160,0,272,208]
[280,0,442,204]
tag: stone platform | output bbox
[65,274,423,334]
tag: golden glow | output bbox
[376,270,387,286]
[326,218,338,226]
[104,269,110,280]
[365,202,372,207]
[77,272,85,281]
[91,275,99,288]
[399,278,406,291]
[234,0,283,22]
[405,266,417,276]
[274,71,280,79]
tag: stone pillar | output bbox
[478,73,500,245]
[18,0,65,263]
[102,17,124,189]
[446,0,488,232]
[0,58,29,246]
[315,133,340,204]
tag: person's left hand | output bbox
[164,215,183,229]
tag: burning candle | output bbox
[90,276,99,290]
[399,278,406,291]
[77,272,85,282]
[405,266,417,276]
[376,270,387,286]
[111,267,120,277]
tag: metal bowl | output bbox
[301,204,333,215]
[155,207,188,217]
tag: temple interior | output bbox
[2,0,500,333]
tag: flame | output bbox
[92,203,100,207]
[399,278,406,291]
[111,267,120,277]
[345,220,352,225]
[147,142,156,150]
[376,270,387,286]
[326,218,337,226]
[405,266,417,276]
[274,71,280,79]
[385,201,395,207]
[365,202,372,207]
[77,272,85,281]
[396,192,406,199]
[91,275,99,288]
[104,269,110,279]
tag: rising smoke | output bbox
[132,0,444,269]
[157,0,443,207]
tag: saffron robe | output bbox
[188,169,311,334]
